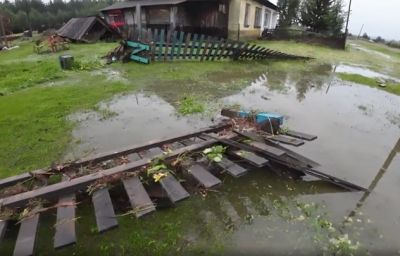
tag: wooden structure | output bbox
[0,122,366,255]
[107,29,309,64]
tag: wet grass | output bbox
[337,73,400,96]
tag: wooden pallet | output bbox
[0,123,366,255]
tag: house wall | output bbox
[228,0,278,40]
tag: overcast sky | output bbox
[270,0,400,41]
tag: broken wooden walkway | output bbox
[0,122,366,255]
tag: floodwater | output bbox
[59,62,400,255]
[3,62,399,255]
[336,64,400,82]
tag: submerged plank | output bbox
[231,150,269,168]
[13,213,39,256]
[122,177,155,218]
[0,220,7,243]
[216,157,248,177]
[268,135,305,147]
[188,165,221,188]
[159,175,190,203]
[54,193,76,249]
[248,141,286,157]
[142,147,164,159]
[92,188,118,233]
[284,130,318,141]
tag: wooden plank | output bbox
[158,29,165,60]
[0,172,39,190]
[200,36,211,61]
[0,135,231,209]
[188,164,221,188]
[92,188,118,233]
[13,213,39,256]
[54,175,76,249]
[189,33,198,59]
[217,40,227,60]
[141,147,164,159]
[268,135,305,147]
[0,220,7,243]
[284,130,318,141]
[206,39,215,61]
[195,34,205,59]
[164,30,171,61]
[159,175,190,203]
[231,150,269,168]
[216,157,248,178]
[183,33,191,60]
[248,141,286,157]
[170,30,178,60]
[122,176,155,218]
[176,31,184,59]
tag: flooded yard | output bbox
[49,63,400,255]
[1,39,400,255]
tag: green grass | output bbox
[178,95,206,115]
[337,73,400,95]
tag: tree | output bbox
[361,33,370,40]
[277,0,300,27]
[300,0,345,35]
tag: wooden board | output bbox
[13,213,39,256]
[268,135,305,147]
[122,177,155,218]
[216,157,248,178]
[54,193,76,249]
[141,147,164,159]
[231,150,269,167]
[248,141,286,157]
[188,164,221,188]
[0,220,7,243]
[159,175,190,203]
[284,130,318,141]
[92,188,118,233]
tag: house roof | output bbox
[101,0,278,12]
[56,16,117,42]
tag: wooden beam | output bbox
[92,188,118,233]
[159,175,189,203]
[187,164,221,188]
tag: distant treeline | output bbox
[0,0,115,33]
[359,32,400,50]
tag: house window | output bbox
[254,7,262,28]
[264,11,269,27]
[219,4,226,14]
[244,3,250,27]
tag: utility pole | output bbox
[344,0,353,47]
[0,14,7,47]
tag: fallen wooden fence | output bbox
[0,123,366,255]
[107,29,310,64]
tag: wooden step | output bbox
[188,165,221,188]
[267,135,305,147]
[13,213,39,256]
[142,147,164,159]
[92,188,118,233]
[216,157,248,177]
[231,150,269,167]
[248,141,286,157]
[0,220,7,243]
[285,130,317,141]
[54,194,76,249]
[122,177,156,218]
[159,175,190,203]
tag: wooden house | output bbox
[100,0,278,40]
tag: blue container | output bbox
[238,110,284,125]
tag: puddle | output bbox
[91,68,129,83]
[336,64,400,82]
[65,92,215,160]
